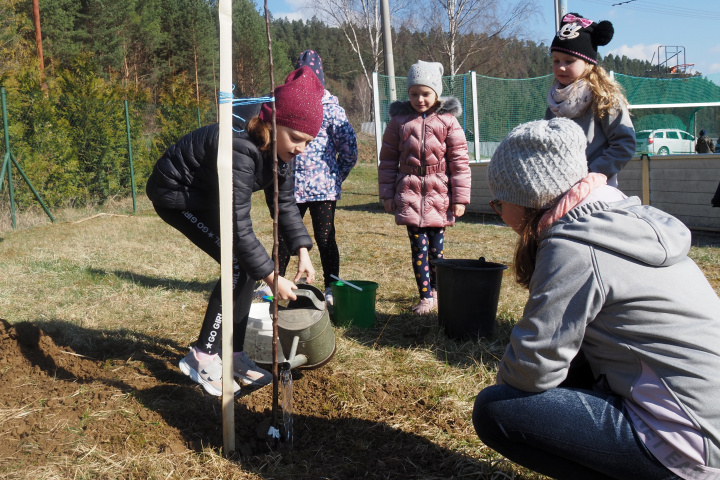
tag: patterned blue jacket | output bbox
[293,89,358,203]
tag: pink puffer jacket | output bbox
[378,97,471,227]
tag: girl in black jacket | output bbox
[146,66,324,396]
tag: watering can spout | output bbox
[281,354,308,370]
[280,335,308,370]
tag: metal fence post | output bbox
[471,72,480,161]
[1,86,54,227]
[1,90,17,229]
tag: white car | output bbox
[635,129,696,155]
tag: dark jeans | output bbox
[472,384,680,480]
[278,200,338,288]
[153,206,254,355]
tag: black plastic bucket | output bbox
[433,257,508,340]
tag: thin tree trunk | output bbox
[193,31,200,105]
[32,0,45,85]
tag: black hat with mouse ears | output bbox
[551,13,614,65]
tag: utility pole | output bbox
[554,0,567,32]
[380,0,396,101]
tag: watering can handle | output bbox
[292,287,326,311]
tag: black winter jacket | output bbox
[146,121,313,281]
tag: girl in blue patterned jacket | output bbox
[276,50,358,305]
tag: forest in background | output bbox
[0,0,657,209]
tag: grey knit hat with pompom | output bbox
[488,118,588,209]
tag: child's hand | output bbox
[452,204,466,218]
[383,198,395,213]
[295,247,316,285]
[263,274,298,301]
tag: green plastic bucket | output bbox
[330,280,378,328]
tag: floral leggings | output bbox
[407,226,445,300]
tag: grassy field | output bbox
[1,134,719,479]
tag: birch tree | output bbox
[311,0,409,91]
[428,0,538,75]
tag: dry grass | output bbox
[1,134,719,479]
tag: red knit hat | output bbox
[259,66,324,137]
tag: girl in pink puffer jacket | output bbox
[378,60,471,315]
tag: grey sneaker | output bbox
[179,347,241,396]
[324,287,334,306]
[233,351,272,386]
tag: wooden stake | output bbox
[217,0,235,456]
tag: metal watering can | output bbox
[275,283,336,369]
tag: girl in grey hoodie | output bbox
[474,118,720,479]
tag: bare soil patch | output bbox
[0,317,504,479]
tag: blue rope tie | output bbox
[218,91,234,104]
[218,88,274,132]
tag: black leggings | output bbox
[277,200,338,289]
[153,206,254,355]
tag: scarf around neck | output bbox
[547,79,593,119]
[538,172,608,232]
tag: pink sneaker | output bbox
[412,297,435,315]
[178,347,241,397]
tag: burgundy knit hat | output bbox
[259,66,324,137]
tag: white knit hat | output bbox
[407,60,444,97]
[488,118,588,209]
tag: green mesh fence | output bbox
[379,75,479,140]
[474,74,555,142]
[375,72,720,159]
[378,73,555,139]
[617,72,720,133]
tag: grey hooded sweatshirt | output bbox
[497,196,720,474]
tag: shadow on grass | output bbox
[11,318,514,479]
[336,198,507,230]
[86,267,215,293]
[133,383,507,479]
[336,200,386,213]
[337,305,508,371]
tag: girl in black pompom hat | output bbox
[546,13,636,187]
